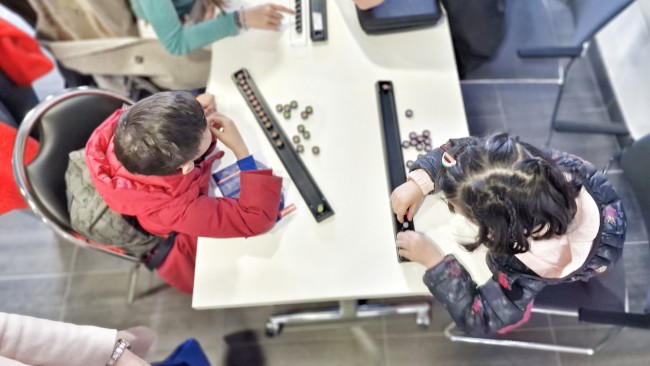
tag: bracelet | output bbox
[234,8,248,30]
[106,339,131,366]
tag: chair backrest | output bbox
[12,88,138,265]
[620,134,650,311]
[13,88,131,232]
[568,0,635,46]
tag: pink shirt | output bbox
[411,169,601,279]
[516,187,600,278]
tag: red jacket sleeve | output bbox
[0,20,53,86]
[150,169,282,238]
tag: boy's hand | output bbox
[196,93,217,117]
[208,113,250,160]
[391,179,424,223]
[243,4,295,30]
[396,231,444,269]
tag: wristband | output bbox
[234,9,248,30]
[408,169,435,195]
[106,339,131,366]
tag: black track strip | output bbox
[309,0,328,41]
[232,68,334,223]
[377,81,414,262]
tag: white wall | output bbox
[596,0,650,140]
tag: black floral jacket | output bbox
[412,139,626,336]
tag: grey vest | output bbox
[64,149,163,258]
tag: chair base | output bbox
[443,321,625,355]
[264,299,431,337]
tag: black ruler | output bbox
[376,81,414,262]
[232,68,334,223]
[309,0,328,41]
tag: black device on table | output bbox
[376,81,414,262]
[309,0,328,41]
[232,68,334,223]
[357,0,442,35]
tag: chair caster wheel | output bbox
[416,313,430,329]
[265,321,283,337]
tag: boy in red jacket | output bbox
[85,91,282,293]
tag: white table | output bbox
[193,0,473,315]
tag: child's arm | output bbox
[208,113,250,160]
[158,169,283,238]
[0,312,151,366]
[424,255,546,336]
[395,230,544,336]
[391,137,475,222]
[133,0,239,55]
[409,137,477,191]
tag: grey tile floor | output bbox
[3,3,650,364]
[3,56,650,364]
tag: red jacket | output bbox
[85,110,283,292]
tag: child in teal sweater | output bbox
[131,0,294,55]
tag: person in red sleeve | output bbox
[85,91,283,294]
[0,18,52,127]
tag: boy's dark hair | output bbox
[438,133,579,255]
[114,91,207,176]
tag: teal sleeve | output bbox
[134,0,239,56]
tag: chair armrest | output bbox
[517,46,584,58]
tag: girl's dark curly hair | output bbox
[437,133,579,255]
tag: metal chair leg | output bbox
[444,321,624,355]
[127,263,140,304]
[265,299,432,337]
[545,57,576,147]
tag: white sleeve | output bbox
[0,312,117,366]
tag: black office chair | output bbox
[444,257,627,355]
[12,87,145,303]
[579,133,650,327]
[444,145,634,355]
[464,0,635,145]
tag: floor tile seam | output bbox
[380,313,390,366]
[548,324,620,331]
[502,108,611,120]
[494,85,509,133]
[222,334,395,347]
[465,111,507,119]
[625,240,649,246]
[221,324,560,346]
[381,325,563,338]
[0,272,70,281]
[460,79,562,86]
[58,246,79,321]
[68,268,137,277]
[547,315,564,366]
[555,108,613,117]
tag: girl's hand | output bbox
[243,3,295,30]
[391,179,424,223]
[207,113,250,160]
[396,231,444,269]
[196,93,217,117]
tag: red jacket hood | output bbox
[85,109,217,216]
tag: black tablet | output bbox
[356,0,443,35]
